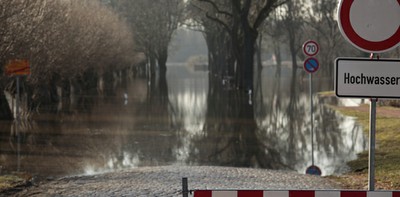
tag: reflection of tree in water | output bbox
[257,66,367,175]
[0,119,95,177]
[0,76,178,178]
[144,73,171,130]
[118,74,178,167]
[0,66,368,177]
[285,68,304,168]
[184,72,287,169]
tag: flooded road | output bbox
[0,65,367,179]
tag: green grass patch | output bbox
[317,91,335,97]
[0,175,25,190]
[332,105,400,189]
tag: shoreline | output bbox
[325,96,400,190]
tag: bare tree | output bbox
[187,0,235,78]
[308,0,349,78]
[0,0,138,116]
[263,9,285,70]
[111,0,185,78]
[281,0,306,75]
[190,0,287,91]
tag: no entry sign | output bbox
[338,0,400,53]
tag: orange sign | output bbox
[5,59,30,76]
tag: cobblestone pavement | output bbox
[13,166,342,197]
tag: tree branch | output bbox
[197,0,233,18]
[190,2,232,32]
[254,0,288,29]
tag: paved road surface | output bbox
[13,166,341,197]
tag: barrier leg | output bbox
[182,177,188,197]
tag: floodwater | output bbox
[0,65,367,179]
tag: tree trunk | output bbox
[157,48,168,77]
[204,28,231,77]
[0,90,12,120]
[288,32,298,76]
[83,69,99,95]
[61,79,71,100]
[256,34,263,70]
[273,39,282,67]
[241,28,258,91]
[103,70,115,95]
[148,53,157,78]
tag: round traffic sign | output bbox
[338,0,400,53]
[306,165,322,176]
[304,57,319,74]
[303,40,319,57]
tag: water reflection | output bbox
[169,65,367,175]
[0,65,367,179]
[255,66,368,175]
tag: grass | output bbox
[0,174,29,191]
[317,91,336,97]
[329,104,400,190]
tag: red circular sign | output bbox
[303,40,319,57]
[338,0,400,53]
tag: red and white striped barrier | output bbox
[192,190,400,197]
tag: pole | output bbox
[310,74,314,166]
[16,76,19,121]
[16,76,21,172]
[368,53,378,191]
[369,98,376,191]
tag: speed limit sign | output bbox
[303,40,319,57]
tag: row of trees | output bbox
[188,0,399,85]
[1,0,399,119]
[108,0,185,78]
[265,0,399,80]
[0,0,141,119]
[263,0,356,77]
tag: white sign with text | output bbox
[335,58,400,98]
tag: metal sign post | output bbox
[5,59,30,172]
[303,40,321,176]
[368,53,379,191]
[310,73,314,167]
[369,98,376,191]
[16,76,21,172]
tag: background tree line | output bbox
[0,0,140,119]
[188,0,399,86]
[1,0,399,120]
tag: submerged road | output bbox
[14,166,341,197]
